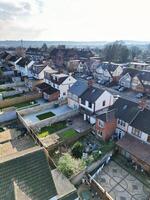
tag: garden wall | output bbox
[70,151,113,185]
[0,108,17,123]
[1,90,23,98]
[0,92,42,109]
[86,173,113,200]
[30,109,79,130]
[18,99,67,116]
[0,81,25,89]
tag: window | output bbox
[99,120,104,128]
[132,128,142,138]
[63,92,66,96]
[102,101,106,107]
[89,102,92,108]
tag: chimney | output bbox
[138,99,147,110]
[88,79,93,88]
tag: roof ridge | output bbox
[0,146,42,164]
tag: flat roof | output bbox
[117,134,150,165]
[51,169,77,199]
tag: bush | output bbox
[71,141,83,158]
[58,153,85,178]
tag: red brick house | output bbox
[94,110,117,141]
[43,87,60,102]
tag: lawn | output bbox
[36,111,55,120]
[15,101,37,109]
[38,121,67,138]
[59,129,78,140]
[0,88,15,92]
[3,93,23,99]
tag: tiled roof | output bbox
[43,86,59,95]
[36,82,50,90]
[17,57,31,67]
[130,109,150,134]
[0,147,57,200]
[69,80,88,97]
[80,86,104,103]
[109,97,139,123]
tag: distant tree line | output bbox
[99,41,150,63]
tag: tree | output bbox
[102,42,129,63]
[41,43,48,51]
[130,46,141,60]
[57,153,85,178]
[71,141,83,158]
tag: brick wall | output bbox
[95,119,117,141]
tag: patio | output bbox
[22,105,72,125]
[94,161,150,200]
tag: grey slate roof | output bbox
[0,147,57,200]
[130,109,150,134]
[122,67,139,78]
[69,80,88,97]
[80,86,104,103]
[109,97,139,123]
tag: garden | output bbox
[36,111,55,120]
[51,133,115,178]
[37,121,67,138]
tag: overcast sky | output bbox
[0,0,150,41]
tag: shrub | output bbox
[58,153,85,178]
[71,141,83,158]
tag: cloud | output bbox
[0,1,32,20]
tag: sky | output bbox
[0,0,150,41]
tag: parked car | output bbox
[136,93,143,98]
[86,76,93,80]
[80,74,87,79]
[97,79,102,84]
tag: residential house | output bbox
[79,86,114,124]
[132,70,150,93]
[119,68,139,88]
[130,62,150,70]
[94,110,117,141]
[30,64,56,80]
[15,57,35,77]
[44,72,77,99]
[68,80,88,109]
[95,62,123,82]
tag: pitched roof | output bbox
[97,113,107,122]
[43,86,59,95]
[117,134,150,165]
[137,70,150,82]
[0,147,57,200]
[8,55,18,62]
[130,108,150,134]
[17,57,31,67]
[36,82,50,90]
[109,97,139,123]
[0,51,10,60]
[122,67,139,78]
[68,80,88,97]
[80,86,104,103]
[50,76,68,85]
[31,64,46,74]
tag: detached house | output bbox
[132,71,150,93]
[68,80,88,109]
[79,86,114,124]
[119,68,139,88]
[95,62,123,82]
[30,64,56,80]
[44,72,77,99]
[15,57,34,77]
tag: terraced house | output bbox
[94,97,150,173]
